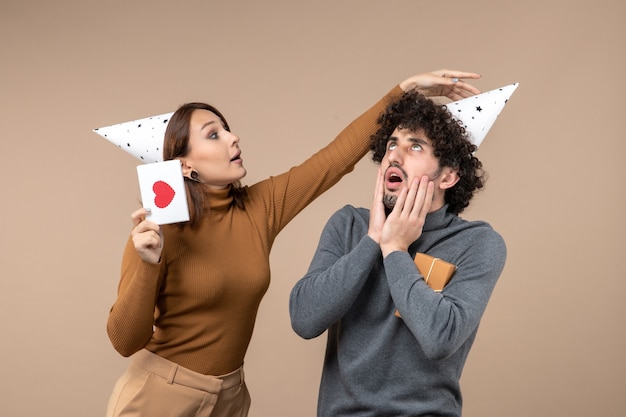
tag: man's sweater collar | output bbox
[423,205,455,232]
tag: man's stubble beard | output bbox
[381,166,443,214]
[383,193,397,216]
[383,193,397,211]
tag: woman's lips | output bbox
[230,152,242,163]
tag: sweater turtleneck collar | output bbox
[203,185,234,212]
[422,204,455,232]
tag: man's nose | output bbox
[387,147,403,163]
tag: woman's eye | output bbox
[209,132,218,139]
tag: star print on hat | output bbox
[445,83,519,147]
[93,112,173,163]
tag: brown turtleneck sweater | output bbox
[106,86,401,375]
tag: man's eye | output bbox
[388,143,397,150]
[411,144,422,151]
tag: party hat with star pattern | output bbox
[444,82,519,147]
[93,82,518,163]
[93,111,173,163]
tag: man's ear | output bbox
[438,167,460,190]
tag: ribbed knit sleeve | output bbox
[107,234,165,357]
[248,86,402,239]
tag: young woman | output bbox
[105,69,481,417]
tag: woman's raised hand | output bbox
[130,208,163,264]
[399,69,481,101]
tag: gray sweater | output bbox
[289,204,506,417]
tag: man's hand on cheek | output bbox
[380,176,434,257]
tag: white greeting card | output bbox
[136,160,189,225]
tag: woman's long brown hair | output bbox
[162,103,247,228]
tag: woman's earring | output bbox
[188,170,202,183]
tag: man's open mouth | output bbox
[388,173,402,183]
[385,165,406,189]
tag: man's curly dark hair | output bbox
[369,90,485,215]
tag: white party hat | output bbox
[445,83,519,147]
[94,83,518,162]
[93,112,173,163]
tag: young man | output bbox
[289,91,507,417]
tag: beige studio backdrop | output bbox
[1,1,624,416]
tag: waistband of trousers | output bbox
[131,349,244,394]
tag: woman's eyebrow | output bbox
[200,120,216,131]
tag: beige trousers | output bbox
[106,349,251,417]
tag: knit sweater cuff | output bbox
[383,251,422,285]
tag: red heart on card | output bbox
[153,180,176,208]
